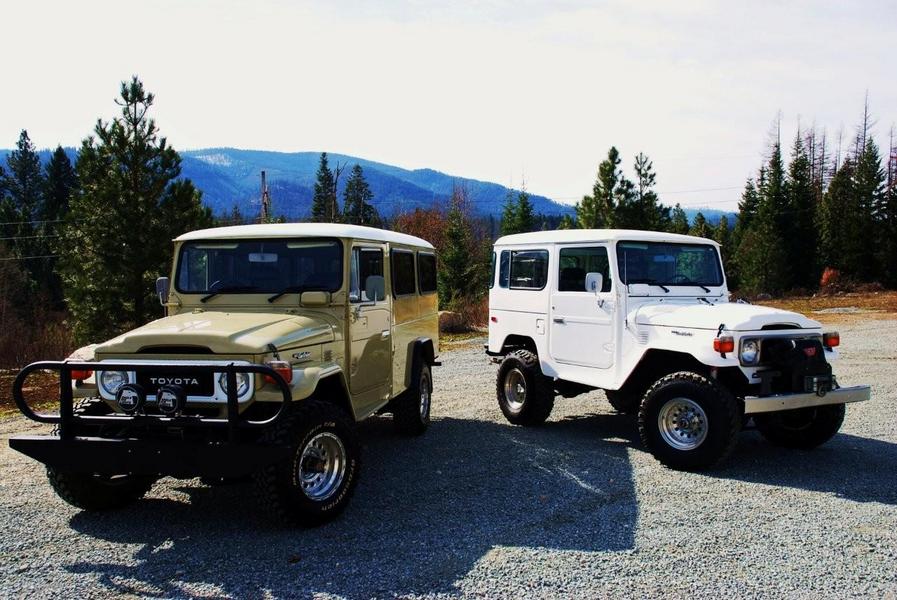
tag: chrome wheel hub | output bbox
[298,432,347,501]
[658,397,708,450]
[504,368,527,411]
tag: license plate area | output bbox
[136,372,215,397]
[804,375,832,395]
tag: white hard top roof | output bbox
[175,223,434,249]
[494,228,719,247]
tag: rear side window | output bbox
[418,252,437,294]
[391,250,416,296]
[510,250,548,290]
[558,246,612,292]
[498,250,510,288]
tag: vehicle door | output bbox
[348,244,392,410]
[549,245,616,368]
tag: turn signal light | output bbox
[264,360,293,385]
[70,369,93,381]
[823,332,840,348]
[713,336,735,354]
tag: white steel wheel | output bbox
[503,368,527,412]
[657,397,709,451]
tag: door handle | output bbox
[381,330,391,339]
[553,317,565,324]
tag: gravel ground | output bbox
[1,321,896,599]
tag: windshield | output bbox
[616,241,723,287]
[175,239,343,294]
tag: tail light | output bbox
[70,369,93,381]
[823,332,840,348]
[264,360,293,385]
[713,336,735,354]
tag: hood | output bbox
[633,301,821,332]
[94,311,335,356]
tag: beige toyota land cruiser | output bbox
[10,223,439,525]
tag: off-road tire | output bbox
[638,371,741,471]
[496,350,554,426]
[754,403,845,449]
[256,400,360,527]
[47,468,155,511]
[606,389,640,415]
[392,363,432,436]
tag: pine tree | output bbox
[500,188,518,236]
[577,147,630,228]
[714,215,732,273]
[818,159,855,273]
[786,134,818,288]
[689,212,711,238]
[516,188,535,233]
[879,133,897,286]
[625,152,667,230]
[59,77,212,343]
[39,147,78,307]
[342,164,379,226]
[669,204,689,234]
[311,152,338,222]
[852,138,885,281]
[439,188,472,307]
[557,214,576,229]
[3,131,45,277]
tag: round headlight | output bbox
[218,372,250,397]
[100,370,129,395]
[740,339,760,365]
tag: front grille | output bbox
[136,371,215,397]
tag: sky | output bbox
[2,0,895,210]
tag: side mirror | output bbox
[155,277,170,305]
[584,272,603,294]
[300,291,331,307]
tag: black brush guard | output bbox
[8,361,293,478]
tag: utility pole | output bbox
[260,170,271,223]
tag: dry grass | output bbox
[0,369,61,419]
[758,290,897,325]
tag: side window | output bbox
[391,250,416,296]
[558,246,612,292]
[418,252,437,294]
[510,250,548,290]
[498,250,510,288]
[489,252,496,289]
[350,247,385,303]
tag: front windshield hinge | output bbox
[267,343,280,360]
[717,323,726,337]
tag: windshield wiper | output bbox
[628,278,670,293]
[267,285,308,303]
[200,285,260,303]
[674,279,712,293]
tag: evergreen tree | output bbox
[516,188,535,233]
[786,134,818,288]
[500,188,518,236]
[557,213,576,229]
[740,143,789,294]
[714,214,732,274]
[852,138,885,281]
[59,77,211,343]
[342,164,379,226]
[438,188,472,307]
[669,204,689,234]
[311,152,338,222]
[689,212,712,238]
[624,152,667,230]
[39,146,78,307]
[817,159,855,273]
[3,131,45,277]
[880,171,897,286]
[577,147,632,228]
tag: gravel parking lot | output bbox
[1,320,896,599]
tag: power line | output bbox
[0,254,58,261]
[0,218,68,226]
[0,234,60,241]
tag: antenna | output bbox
[260,170,271,223]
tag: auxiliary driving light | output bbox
[116,383,146,414]
[156,384,187,416]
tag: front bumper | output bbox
[9,435,290,478]
[743,384,871,414]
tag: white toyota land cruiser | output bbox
[487,229,871,470]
